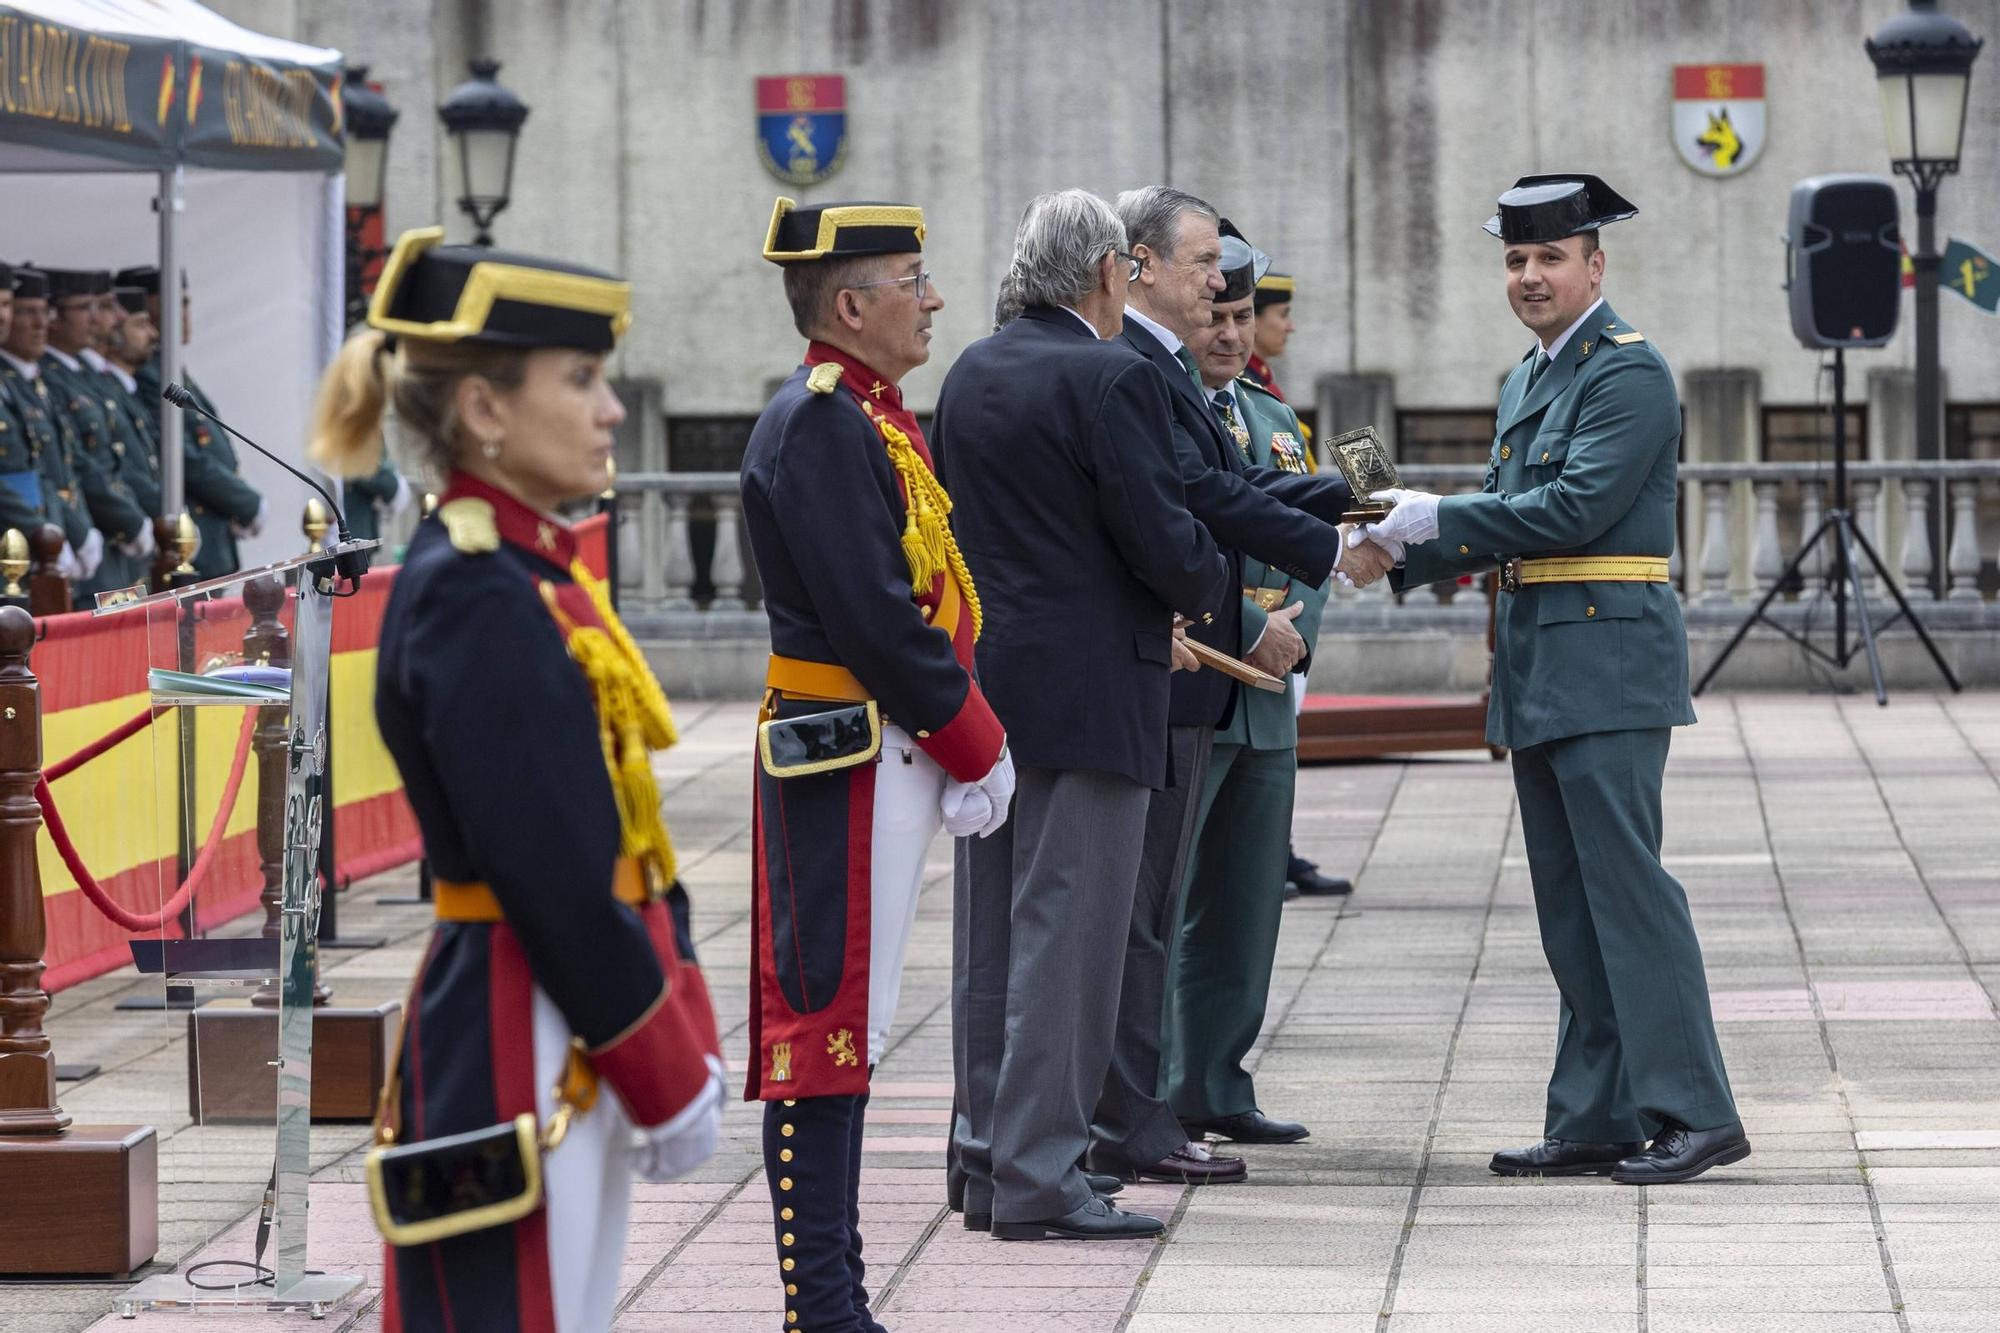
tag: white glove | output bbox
[236,497,268,539]
[389,472,414,516]
[1366,488,1441,546]
[56,540,82,581]
[120,523,158,561]
[630,1054,726,1183]
[973,748,1016,839]
[78,527,104,580]
[940,780,995,838]
[1348,523,1405,566]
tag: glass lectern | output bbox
[101,539,376,1319]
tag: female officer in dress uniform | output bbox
[313,227,727,1333]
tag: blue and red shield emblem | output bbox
[756,75,847,186]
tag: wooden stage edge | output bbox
[1298,693,1501,763]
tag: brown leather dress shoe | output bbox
[1097,1140,1248,1185]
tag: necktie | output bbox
[1525,352,1551,394]
[1175,346,1202,387]
[1211,389,1252,463]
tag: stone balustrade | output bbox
[605,462,2000,635]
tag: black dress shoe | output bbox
[992,1195,1165,1241]
[1611,1120,1751,1185]
[1287,853,1353,896]
[1092,1140,1247,1185]
[966,1173,1121,1230]
[1184,1110,1310,1145]
[1489,1137,1647,1177]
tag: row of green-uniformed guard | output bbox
[0,259,411,597]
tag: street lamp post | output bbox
[437,59,530,246]
[341,67,399,329]
[1866,0,1983,596]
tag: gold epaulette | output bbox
[807,363,842,394]
[438,497,499,553]
[1607,330,1646,346]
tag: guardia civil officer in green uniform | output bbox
[1164,239,1326,1144]
[39,268,154,595]
[340,453,412,545]
[2,267,102,583]
[0,263,59,543]
[1357,176,1750,1185]
[120,265,265,578]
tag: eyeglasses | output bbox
[852,269,934,302]
[1115,250,1143,281]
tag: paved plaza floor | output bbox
[6,691,1999,1332]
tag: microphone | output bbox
[161,382,370,584]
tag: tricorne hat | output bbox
[1483,174,1638,244]
[1216,218,1271,304]
[367,227,632,351]
[762,197,925,265]
[41,267,111,301]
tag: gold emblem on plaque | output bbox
[770,1041,793,1082]
[1326,425,1401,525]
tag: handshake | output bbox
[1343,487,1443,572]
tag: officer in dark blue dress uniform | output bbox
[743,198,1012,1333]
[337,228,727,1332]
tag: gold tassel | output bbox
[870,411,984,639]
[552,566,682,889]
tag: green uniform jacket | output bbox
[87,360,164,519]
[1396,301,1695,751]
[341,454,406,544]
[1222,376,1328,751]
[0,382,52,537]
[1,362,93,548]
[43,354,156,594]
[135,358,262,577]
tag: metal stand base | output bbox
[1693,347,1961,704]
[115,1271,362,1320]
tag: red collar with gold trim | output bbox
[803,341,932,466]
[1246,355,1285,402]
[440,471,578,569]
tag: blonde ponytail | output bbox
[308,329,391,477]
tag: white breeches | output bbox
[533,986,636,1333]
[868,723,945,1066]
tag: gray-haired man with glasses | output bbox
[935,188,1227,1240]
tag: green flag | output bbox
[1942,238,1998,313]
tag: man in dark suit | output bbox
[1088,188,1393,1187]
[935,188,1228,1241]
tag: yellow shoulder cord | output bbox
[865,406,983,640]
[539,569,680,891]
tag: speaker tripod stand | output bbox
[1693,349,1961,705]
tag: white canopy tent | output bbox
[0,0,345,571]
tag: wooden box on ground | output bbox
[1297,693,1498,762]
[187,1000,399,1123]
[0,1125,157,1275]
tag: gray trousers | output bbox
[949,764,1152,1223]
[1090,725,1213,1167]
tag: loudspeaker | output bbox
[1786,174,1901,348]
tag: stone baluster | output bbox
[1851,480,1882,597]
[660,492,696,611]
[1750,481,1783,599]
[708,491,747,611]
[1946,480,1983,602]
[1698,481,1731,605]
[0,605,66,1134]
[1898,478,1935,602]
[1797,479,1825,602]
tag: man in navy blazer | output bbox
[935,189,1228,1241]
[1087,187,1393,1189]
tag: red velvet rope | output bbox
[44,704,159,782]
[35,709,260,933]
